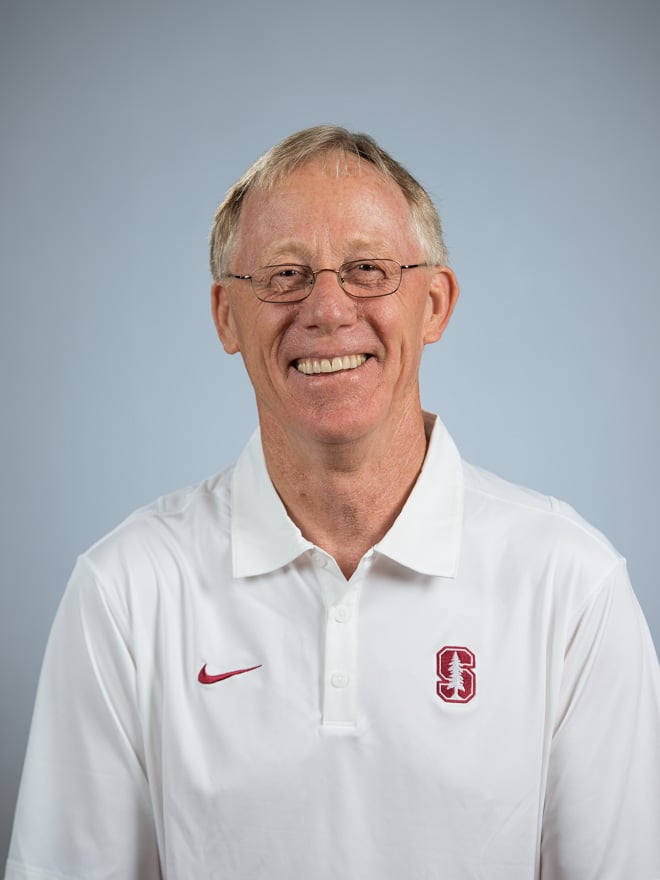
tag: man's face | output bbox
[212,155,458,449]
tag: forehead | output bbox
[233,155,418,263]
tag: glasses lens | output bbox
[340,259,401,297]
[252,265,314,302]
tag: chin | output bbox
[291,402,385,447]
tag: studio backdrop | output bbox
[1,0,658,865]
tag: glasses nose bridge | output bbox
[310,265,346,295]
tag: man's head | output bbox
[210,126,458,450]
[210,125,448,281]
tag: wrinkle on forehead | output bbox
[258,234,399,269]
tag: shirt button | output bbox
[330,672,349,689]
[333,605,350,623]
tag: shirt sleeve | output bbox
[540,560,660,879]
[5,557,161,880]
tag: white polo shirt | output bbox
[6,414,660,879]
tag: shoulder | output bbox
[463,460,618,548]
[461,459,625,605]
[78,465,236,597]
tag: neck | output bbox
[260,409,429,579]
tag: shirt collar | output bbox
[373,412,463,577]
[231,429,314,577]
[230,412,463,579]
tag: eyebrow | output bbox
[258,238,396,267]
[344,239,394,258]
[259,241,313,266]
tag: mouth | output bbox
[294,354,369,375]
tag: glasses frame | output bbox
[225,259,429,303]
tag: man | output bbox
[6,126,660,879]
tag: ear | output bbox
[211,281,241,354]
[423,267,459,345]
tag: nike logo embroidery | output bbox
[198,663,262,685]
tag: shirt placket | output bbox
[312,548,372,731]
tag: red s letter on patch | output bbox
[436,646,476,704]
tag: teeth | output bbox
[296,354,367,375]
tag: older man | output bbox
[6,126,660,879]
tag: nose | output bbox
[300,267,357,331]
[313,267,345,286]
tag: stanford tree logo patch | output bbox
[436,646,476,703]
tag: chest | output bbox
[129,551,557,877]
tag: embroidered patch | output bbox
[436,646,476,703]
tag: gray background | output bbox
[1,0,658,865]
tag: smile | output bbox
[295,354,368,375]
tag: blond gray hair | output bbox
[209,125,448,280]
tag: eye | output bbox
[264,265,313,294]
[342,260,388,286]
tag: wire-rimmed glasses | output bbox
[226,259,428,303]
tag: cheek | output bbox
[389,304,429,354]
[397,321,431,379]
[233,312,290,373]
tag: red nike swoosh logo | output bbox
[198,663,262,685]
